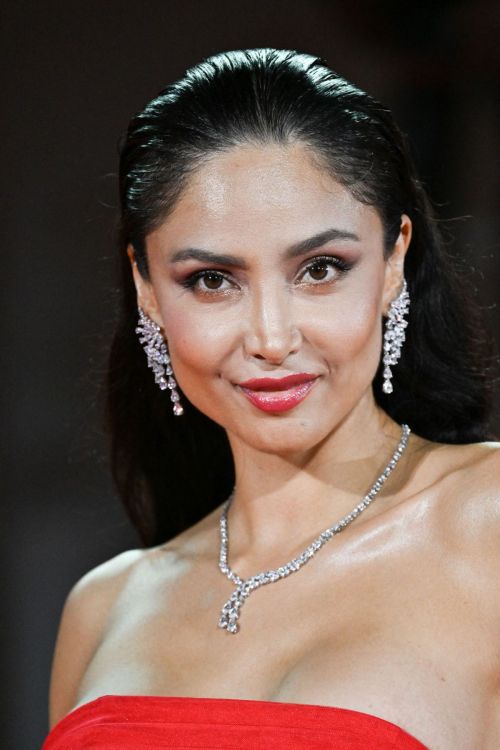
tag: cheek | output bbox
[310,290,383,372]
[159,305,236,402]
[158,279,384,420]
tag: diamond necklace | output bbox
[218,423,411,634]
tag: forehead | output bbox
[152,143,382,250]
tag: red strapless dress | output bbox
[43,695,430,749]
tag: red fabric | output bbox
[43,695,430,749]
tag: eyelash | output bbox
[179,255,354,293]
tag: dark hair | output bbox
[106,48,497,546]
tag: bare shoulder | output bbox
[48,547,149,729]
[47,513,219,729]
[460,439,500,529]
[426,438,500,562]
[436,438,500,510]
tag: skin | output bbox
[48,144,500,749]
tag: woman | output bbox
[43,49,500,749]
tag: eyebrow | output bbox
[169,227,360,267]
[284,227,360,259]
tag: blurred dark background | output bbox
[1,1,499,747]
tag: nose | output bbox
[244,283,302,364]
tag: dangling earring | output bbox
[382,279,410,395]
[135,306,184,416]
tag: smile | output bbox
[236,373,319,413]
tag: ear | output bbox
[382,214,412,315]
[127,245,165,328]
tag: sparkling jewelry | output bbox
[218,423,411,634]
[135,306,184,416]
[382,279,410,395]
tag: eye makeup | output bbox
[296,255,354,283]
[177,254,356,294]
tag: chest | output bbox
[77,530,499,749]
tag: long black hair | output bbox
[105,49,497,546]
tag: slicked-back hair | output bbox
[106,49,497,545]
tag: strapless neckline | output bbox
[44,693,430,749]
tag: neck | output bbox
[224,394,410,573]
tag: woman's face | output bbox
[132,143,410,455]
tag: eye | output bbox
[298,256,351,284]
[202,272,226,290]
[307,261,330,281]
[180,270,233,293]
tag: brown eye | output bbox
[203,273,224,289]
[308,262,329,281]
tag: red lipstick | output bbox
[237,373,318,413]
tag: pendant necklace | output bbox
[218,423,411,634]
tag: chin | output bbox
[230,415,335,456]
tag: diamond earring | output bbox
[382,279,410,395]
[135,306,184,416]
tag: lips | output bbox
[237,373,318,413]
[239,373,317,391]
